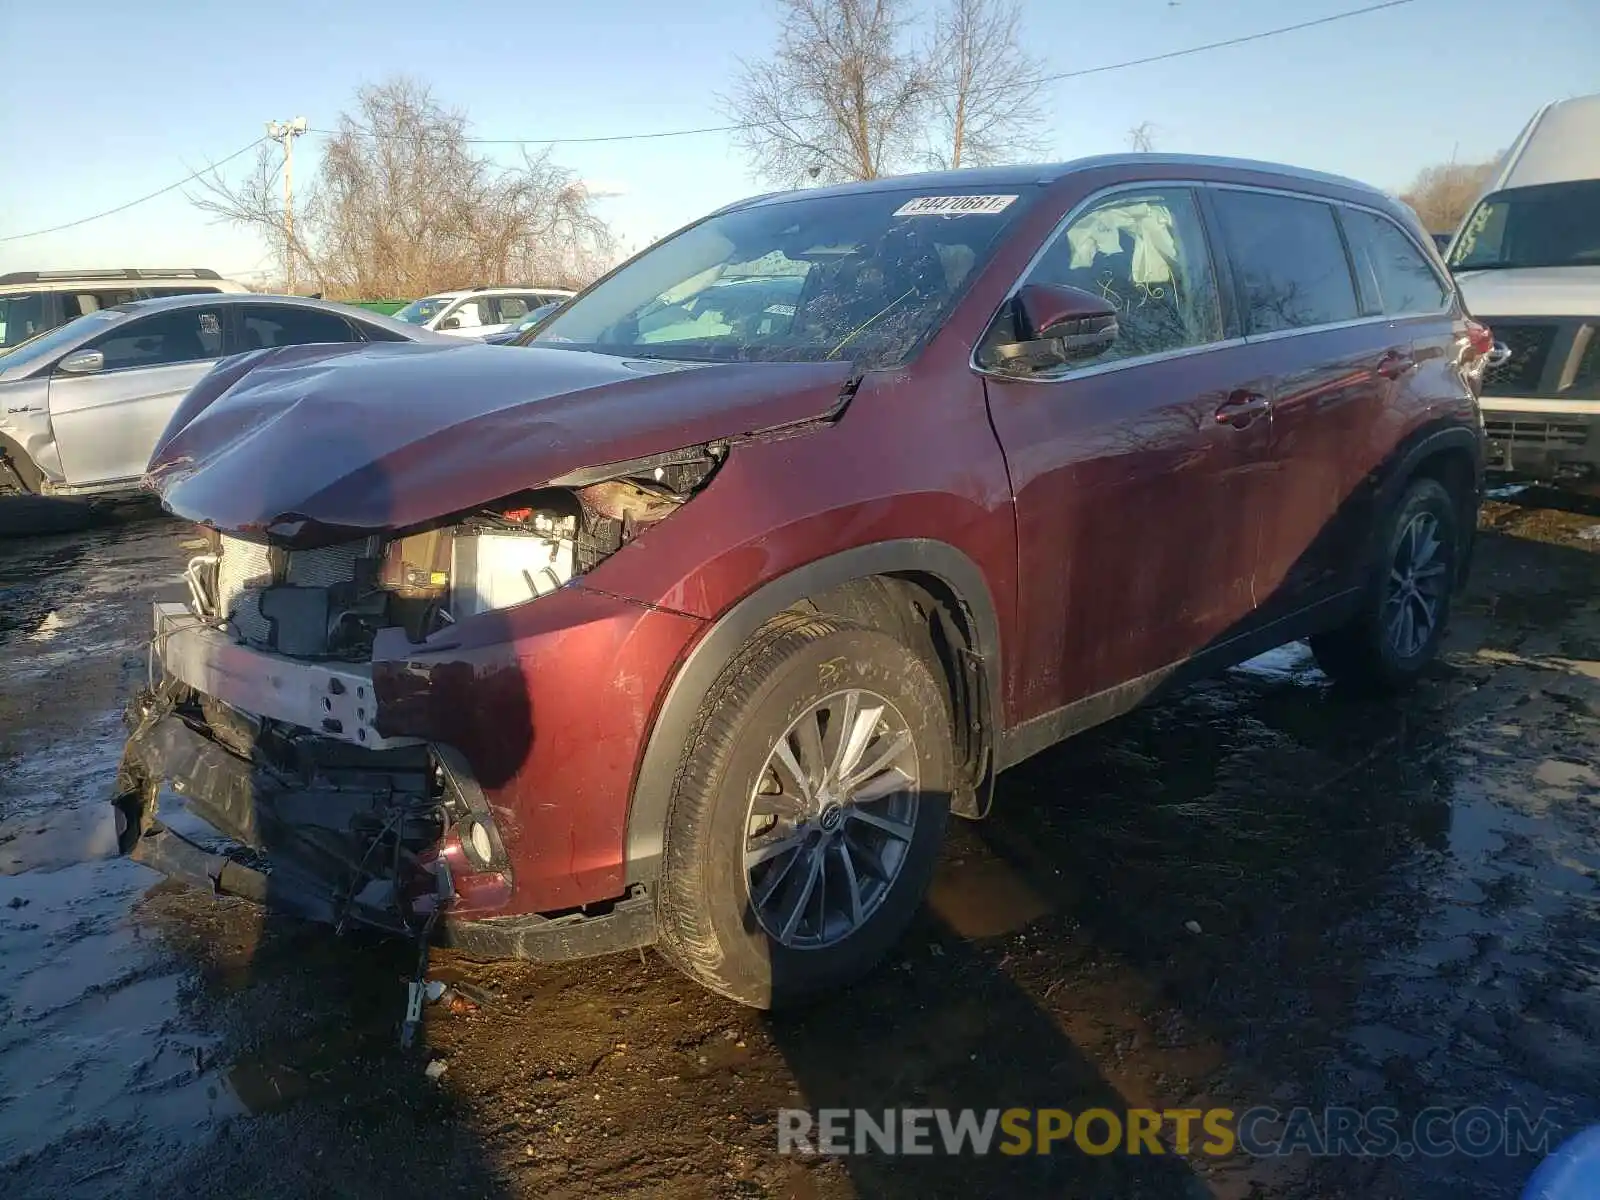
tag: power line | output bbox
[0,0,1420,242]
[0,139,266,244]
[316,0,1419,147]
[1013,0,1419,93]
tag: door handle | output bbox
[1215,390,1270,428]
[1376,349,1414,381]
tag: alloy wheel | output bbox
[1384,511,1448,658]
[744,689,920,949]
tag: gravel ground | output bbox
[1,486,1597,1199]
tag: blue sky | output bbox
[0,0,1594,281]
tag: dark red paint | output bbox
[152,156,1486,923]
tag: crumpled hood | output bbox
[1454,265,1600,318]
[147,341,853,546]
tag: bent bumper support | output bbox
[126,823,342,925]
[116,687,657,962]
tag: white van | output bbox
[1447,92,1600,477]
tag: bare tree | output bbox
[1127,122,1157,153]
[726,0,930,185]
[192,77,615,298]
[190,143,327,294]
[926,0,1047,169]
[1399,157,1500,233]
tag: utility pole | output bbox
[265,118,308,293]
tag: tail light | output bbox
[1466,320,1494,358]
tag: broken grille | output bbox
[1482,322,1557,395]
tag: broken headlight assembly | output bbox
[384,441,727,639]
[180,442,727,658]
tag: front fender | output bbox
[622,539,1002,884]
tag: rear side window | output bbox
[88,307,224,370]
[358,322,410,342]
[239,305,358,350]
[1212,190,1359,334]
[1341,208,1450,316]
[492,295,535,323]
[62,290,140,321]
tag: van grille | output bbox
[1484,419,1589,449]
[1481,322,1557,395]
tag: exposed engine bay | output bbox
[180,446,724,659]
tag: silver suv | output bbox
[0,293,448,499]
[0,268,251,352]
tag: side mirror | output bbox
[439,316,462,331]
[57,349,106,375]
[990,284,1119,373]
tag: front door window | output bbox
[89,308,224,370]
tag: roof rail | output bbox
[0,267,223,286]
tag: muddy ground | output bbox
[2,489,1597,1200]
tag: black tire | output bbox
[655,612,953,1008]
[1310,476,1459,693]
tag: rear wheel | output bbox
[1310,476,1458,692]
[655,613,953,1008]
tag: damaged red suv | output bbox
[118,155,1489,1007]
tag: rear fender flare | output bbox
[1373,421,1484,587]
[1377,422,1484,510]
[623,539,1002,884]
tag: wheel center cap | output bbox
[818,803,844,832]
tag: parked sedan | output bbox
[0,294,451,499]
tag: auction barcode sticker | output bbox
[893,194,1018,217]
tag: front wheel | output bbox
[654,613,953,1008]
[1310,476,1459,693]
